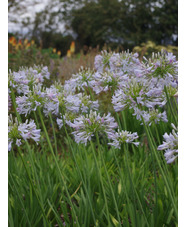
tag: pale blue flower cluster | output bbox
[9,50,177,152]
[64,67,94,91]
[158,123,178,164]
[8,114,41,151]
[16,84,45,116]
[8,65,50,95]
[110,50,177,125]
[108,130,139,149]
[69,110,118,145]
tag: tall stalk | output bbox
[17,146,49,226]
[142,118,178,218]
[95,133,122,226]
[37,107,80,227]
[90,140,112,226]
[61,118,97,225]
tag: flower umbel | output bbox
[108,130,139,149]
[158,123,178,164]
[70,110,118,145]
[8,114,41,151]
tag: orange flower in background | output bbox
[26,42,31,49]
[15,44,19,51]
[57,50,61,56]
[70,41,75,53]
[53,48,56,53]
[9,36,16,44]
[18,40,22,46]
[9,36,17,46]
[67,50,71,58]
[24,39,28,46]
[12,39,17,46]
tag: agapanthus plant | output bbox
[142,51,178,91]
[70,110,118,145]
[91,71,128,94]
[132,107,168,126]
[16,84,45,116]
[65,67,95,91]
[94,50,143,75]
[9,70,29,94]
[19,65,50,87]
[158,123,178,164]
[8,65,50,95]
[8,114,41,151]
[107,130,139,149]
[65,93,99,113]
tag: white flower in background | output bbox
[158,123,178,164]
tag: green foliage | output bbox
[68,0,178,49]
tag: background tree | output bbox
[9,0,178,50]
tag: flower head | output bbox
[65,67,94,91]
[70,111,118,145]
[158,123,178,164]
[108,130,139,149]
[16,84,45,116]
[8,114,41,151]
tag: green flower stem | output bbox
[113,150,133,227]
[116,112,122,130]
[123,144,150,227]
[142,118,178,219]
[17,146,49,226]
[11,91,46,224]
[10,88,21,122]
[49,113,58,156]
[61,119,97,225]
[95,133,122,226]
[164,86,177,124]
[37,108,80,227]
[121,110,127,130]
[88,86,95,100]
[90,140,112,226]
[147,123,175,197]
[9,170,32,227]
[33,111,45,150]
